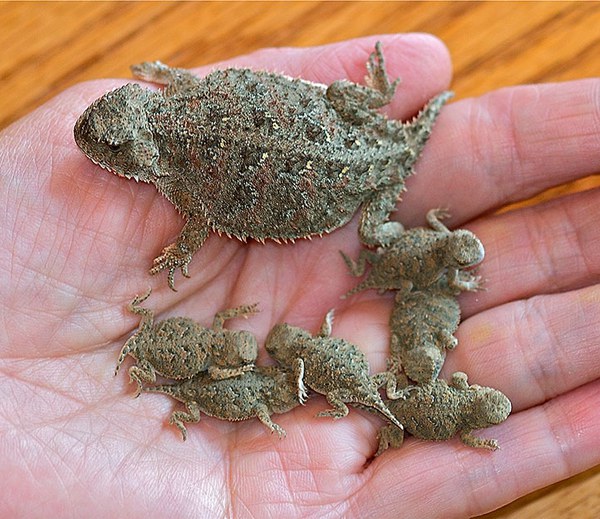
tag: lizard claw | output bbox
[149,243,192,290]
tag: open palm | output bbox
[1,35,599,518]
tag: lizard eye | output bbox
[107,142,121,152]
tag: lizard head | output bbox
[401,345,445,384]
[447,230,485,269]
[74,83,160,183]
[470,386,512,428]
[218,331,259,366]
[264,323,308,365]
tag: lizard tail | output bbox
[369,395,404,431]
[404,91,454,167]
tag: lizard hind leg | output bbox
[371,371,404,400]
[255,405,287,438]
[325,43,399,122]
[127,361,157,398]
[130,61,202,95]
[340,249,379,277]
[169,401,201,442]
[365,41,401,109]
[376,424,405,456]
[344,275,412,299]
[316,392,350,419]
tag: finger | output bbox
[41,33,451,159]
[446,283,600,412]
[359,379,600,518]
[458,186,600,318]
[0,34,450,357]
[199,33,452,120]
[65,34,452,132]
[396,78,600,227]
[65,33,451,283]
[330,188,600,367]
[65,34,452,297]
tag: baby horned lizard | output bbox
[144,365,306,440]
[265,311,403,430]
[74,42,452,289]
[115,289,258,396]
[376,372,511,455]
[342,209,484,297]
[388,276,466,384]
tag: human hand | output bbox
[0,34,598,517]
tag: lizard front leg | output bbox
[149,213,209,290]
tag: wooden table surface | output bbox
[1,2,599,517]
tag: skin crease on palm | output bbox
[0,33,599,518]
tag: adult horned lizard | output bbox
[74,43,452,289]
[115,289,258,396]
[144,365,306,440]
[342,209,484,298]
[265,310,404,430]
[376,372,511,455]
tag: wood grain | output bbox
[1,2,599,517]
